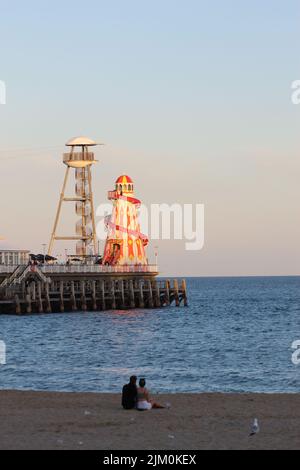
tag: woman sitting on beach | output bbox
[136,378,165,411]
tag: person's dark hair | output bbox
[130,375,137,385]
[139,378,146,388]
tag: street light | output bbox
[42,244,47,265]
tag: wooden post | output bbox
[120,280,126,309]
[155,281,161,308]
[129,280,135,309]
[21,280,26,298]
[165,279,171,306]
[45,283,52,313]
[37,282,44,313]
[32,283,36,302]
[147,279,154,309]
[81,280,87,311]
[181,279,188,307]
[26,287,32,314]
[15,295,21,315]
[71,281,77,311]
[59,281,65,312]
[101,280,106,311]
[111,280,116,310]
[174,279,180,307]
[138,280,145,308]
[92,281,97,311]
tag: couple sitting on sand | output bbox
[122,376,165,411]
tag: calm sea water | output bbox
[0,277,300,393]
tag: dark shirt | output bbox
[122,383,137,410]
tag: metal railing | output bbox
[40,265,159,274]
[63,152,95,164]
[0,264,158,275]
[0,266,17,274]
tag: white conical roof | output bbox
[66,136,98,147]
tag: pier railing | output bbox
[0,264,158,275]
[41,265,158,274]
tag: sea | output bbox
[0,276,299,394]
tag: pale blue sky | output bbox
[0,1,299,276]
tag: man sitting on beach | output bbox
[122,376,137,410]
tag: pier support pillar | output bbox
[101,280,106,311]
[165,280,171,306]
[147,280,154,309]
[45,283,52,313]
[15,295,21,315]
[129,280,135,309]
[71,281,77,311]
[138,280,145,308]
[120,280,126,309]
[111,280,116,310]
[25,287,32,314]
[92,281,97,311]
[174,279,180,307]
[181,279,188,307]
[37,282,43,313]
[155,281,161,308]
[81,280,87,311]
[59,281,65,313]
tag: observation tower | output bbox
[48,137,102,257]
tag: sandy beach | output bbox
[0,391,299,450]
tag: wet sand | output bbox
[0,391,300,450]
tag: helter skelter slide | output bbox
[103,175,149,266]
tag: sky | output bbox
[0,0,299,276]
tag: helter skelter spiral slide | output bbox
[103,175,149,266]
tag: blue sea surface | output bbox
[0,277,300,393]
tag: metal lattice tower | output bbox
[48,137,102,257]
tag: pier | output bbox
[0,264,188,314]
[0,137,188,315]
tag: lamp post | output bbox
[42,244,47,265]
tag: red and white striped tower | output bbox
[103,175,149,266]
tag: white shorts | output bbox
[137,400,152,411]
